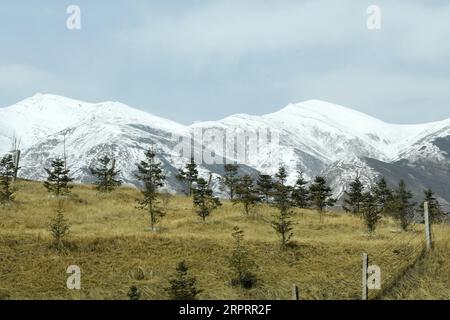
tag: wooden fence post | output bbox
[362,253,368,300]
[424,202,433,251]
[291,284,299,300]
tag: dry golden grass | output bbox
[0,180,448,300]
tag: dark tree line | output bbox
[343,175,447,232]
[2,146,447,242]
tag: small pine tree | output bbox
[166,261,201,300]
[127,286,141,300]
[90,155,122,193]
[361,192,383,233]
[233,175,260,216]
[392,180,416,231]
[291,171,309,209]
[177,157,199,196]
[193,178,221,222]
[275,166,289,185]
[309,176,336,222]
[0,154,16,205]
[271,167,295,248]
[49,209,71,254]
[228,227,257,289]
[373,177,393,214]
[343,176,364,216]
[44,158,73,197]
[219,164,240,200]
[271,205,294,249]
[418,188,447,224]
[256,174,273,203]
[135,147,166,231]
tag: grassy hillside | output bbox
[0,180,448,300]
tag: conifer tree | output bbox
[135,148,166,231]
[0,154,16,205]
[49,209,71,254]
[392,180,416,231]
[193,178,221,222]
[176,157,199,196]
[233,175,260,216]
[361,192,383,233]
[127,286,141,300]
[291,171,309,208]
[343,176,364,215]
[271,166,294,248]
[166,261,201,300]
[418,188,446,223]
[44,158,73,197]
[228,227,257,288]
[373,177,393,214]
[309,176,336,222]
[275,166,289,185]
[219,164,240,199]
[90,155,122,193]
[256,174,273,203]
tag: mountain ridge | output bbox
[1,93,449,203]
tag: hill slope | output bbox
[0,181,448,300]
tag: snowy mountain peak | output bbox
[1,94,450,202]
[269,100,389,135]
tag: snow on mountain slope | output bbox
[0,94,257,193]
[191,99,450,199]
[0,93,187,153]
[193,100,410,173]
[1,94,449,201]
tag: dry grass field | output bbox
[0,180,449,300]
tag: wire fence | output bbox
[289,205,438,300]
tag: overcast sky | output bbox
[1,0,450,124]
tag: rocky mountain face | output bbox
[1,94,449,203]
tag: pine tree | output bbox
[49,209,71,254]
[176,157,199,196]
[193,178,221,222]
[392,180,416,231]
[127,286,141,300]
[275,166,289,185]
[271,166,295,248]
[373,177,393,214]
[135,148,166,231]
[90,155,122,193]
[233,175,260,216]
[166,261,201,300]
[219,164,240,199]
[309,176,336,221]
[256,174,273,203]
[228,227,257,288]
[0,154,16,205]
[418,188,446,224]
[361,192,383,233]
[44,158,73,197]
[343,176,364,215]
[291,171,309,208]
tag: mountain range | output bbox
[1,93,449,203]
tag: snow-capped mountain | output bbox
[193,99,450,202]
[0,94,257,194]
[1,94,449,202]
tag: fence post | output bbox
[362,253,368,300]
[291,284,299,300]
[424,202,433,251]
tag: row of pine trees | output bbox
[0,149,448,247]
[343,176,447,232]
